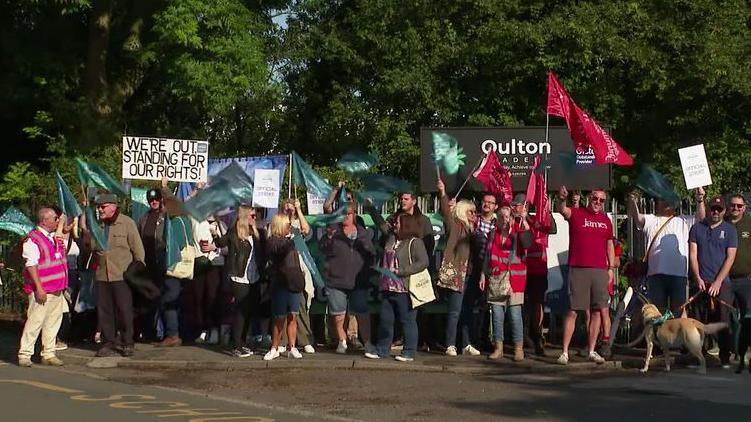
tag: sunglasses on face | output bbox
[97,204,111,209]
[710,207,724,213]
[249,214,257,218]
[589,197,606,204]
[730,203,745,209]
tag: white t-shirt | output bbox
[22,227,56,267]
[642,214,695,277]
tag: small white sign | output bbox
[252,169,281,208]
[122,136,209,183]
[678,144,712,190]
[306,192,326,215]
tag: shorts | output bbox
[325,286,370,315]
[568,267,609,311]
[525,274,548,305]
[271,287,301,318]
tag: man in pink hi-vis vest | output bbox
[18,207,69,367]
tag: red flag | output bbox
[546,71,633,167]
[547,72,572,120]
[473,151,512,204]
[568,100,634,166]
[525,155,539,205]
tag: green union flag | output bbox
[292,152,332,197]
[0,206,35,236]
[85,206,108,251]
[75,158,127,196]
[55,172,83,218]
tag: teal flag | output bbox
[337,151,378,174]
[130,187,149,224]
[211,163,254,199]
[317,187,350,225]
[0,206,34,236]
[432,132,466,175]
[85,206,108,250]
[371,266,400,282]
[362,174,412,194]
[55,172,83,218]
[75,158,127,196]
[636,164,681,207]
[355,190,393,208]
[165,216,194,270]
[291,228,325,289]
[184,163,254,221]
[292,151,332,197]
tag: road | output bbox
[0,362,337,422]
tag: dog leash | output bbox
[679,290,737,313]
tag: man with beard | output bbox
[690,196,738,368]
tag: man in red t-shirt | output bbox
[555,186,615,365]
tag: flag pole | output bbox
[452,155,484,201]
[288,153,293,199]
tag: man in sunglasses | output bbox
[556,186,615,365]
[689,196,737,368]
[726,194,751,371]
[90,194,145,357]
[627,188,706,316]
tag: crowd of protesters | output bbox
[13,178,751,371]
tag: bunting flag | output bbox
[85,206,108,250]
[472,151,512,204]
[525,155,550,229]
[75,158,128,196]
[291,151,332,197]
[0,206,35,236]
[636,164,681,207]
[55,172,83,218]
[291,228,325,289]
[337,151,378,174]
[546,72,634,167]
[432,132,466,175]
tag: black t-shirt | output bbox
[729,215,751,278]
[142,210,161,258]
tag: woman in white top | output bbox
[193,215,228,344]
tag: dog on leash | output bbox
[640,303,727,374]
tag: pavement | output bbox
[52,340,624,375]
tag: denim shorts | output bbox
[271,287,301,318]
[325,286,370,315]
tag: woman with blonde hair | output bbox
[213,205,267,358]
[264,214,306,360]
[436,179,480,356]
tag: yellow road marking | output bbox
[0,379,83,394]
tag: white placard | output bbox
[122,136,209,183]
[678,144,712,189]
[252,169,281,208]
[306,192,326,215]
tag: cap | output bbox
[511,193,526,205]
[709,196,725,209]
[94,193,118,205]
[146,189,163,202]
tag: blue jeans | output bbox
[491,304,523,343]
[444,278,483,349]
[160,277,182,337]
[647,274,688,315]
[376,292,418,358]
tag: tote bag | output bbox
[406,238,436,308]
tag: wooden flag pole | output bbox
[288,153,293,199]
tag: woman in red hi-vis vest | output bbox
[484,194,533,361]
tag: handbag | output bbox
[166,217,196,280]
[625,216,674,279]
[406,238,436,308]
[437,261,460,289]
[487,231,513,302]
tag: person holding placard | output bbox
[627,187,706,315]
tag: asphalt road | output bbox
[0,362,339,422]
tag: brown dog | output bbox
[640,303,727,374]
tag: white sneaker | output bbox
[364,342,377,356]
[557,352,569,365]
[364,352,380,359]
[336,341,348,354]
[277,345,287,353]
[394,355,414,362]
[208,328,219,345]
[588,351,605,364]
[463,345,481,356]
[446,346,458,356]
[263,348,280,361]
[303,345,316,354]
[195,331,208,344]
[288,347,303,359]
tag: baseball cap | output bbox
[511,193,526,205]
[146,189,163,202]
[709,196,725,210]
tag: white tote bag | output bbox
[406,238,436,308]
[166,218,196,280]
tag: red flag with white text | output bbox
[473,151,512,204]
